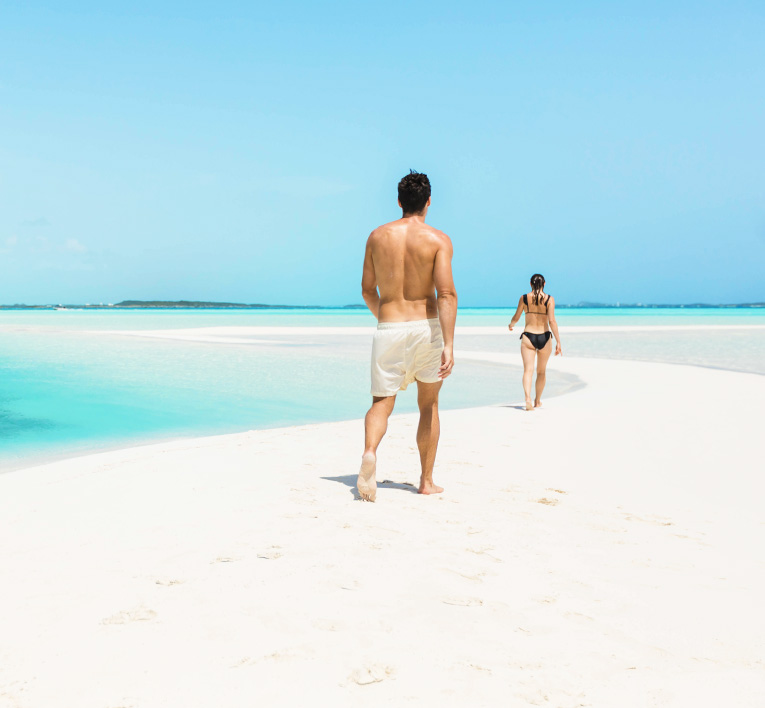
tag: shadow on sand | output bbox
[321,474,419,499]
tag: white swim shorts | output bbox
[370,318,443,397]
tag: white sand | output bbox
[103,323,765,344]
[1,356,764,707]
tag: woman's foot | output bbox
[534,399,542,408]
[525,399,534,411]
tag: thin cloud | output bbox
[64,238,88,254]
[0,235,18,254]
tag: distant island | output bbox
[0,301,763,310]
[115,300,325,309]
[0,301,370,310]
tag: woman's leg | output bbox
[520,336,537,410]
[534,337,554,407]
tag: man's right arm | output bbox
[361,236,380,319]
[433,235,457,379]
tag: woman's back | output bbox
[523,291,551,333]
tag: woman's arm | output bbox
[547,296,562,355]
[508,297,524,331]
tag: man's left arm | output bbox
[361,236,380,319]
[434,235,457,379]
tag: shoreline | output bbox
[3,337,762,475]
[0,351,583,476]
[98,323,765,340]
[2,356,763,706]
[5,354,764,522]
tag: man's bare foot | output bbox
[357,453,377,502]
[418,481,444,495]
[525,399,534,411]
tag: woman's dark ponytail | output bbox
[530,274,545,305]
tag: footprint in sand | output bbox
[257,547,283,560]
[441,596,483,607]
[536,497,559,506]
[212,556,240,563]
[232,650,299,668]
[444,568,486,583]
[348,664,394,685]
[155,579,184,586]
[313,618,340,632]
[564,610,594,622]
[466,547,502,562]
[468,663,492,674]
[102,607,157,625]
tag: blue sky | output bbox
[1,1,763,305]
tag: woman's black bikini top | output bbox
[524,293,551,315]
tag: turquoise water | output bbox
[1,306,764,329]
[1,307,763,471]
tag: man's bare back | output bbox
[363,216,452,323]
[357,171,457,502]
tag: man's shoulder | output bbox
[368,220,451,248]
[367,219,401,242]
[422,224,452,251]
[427,224,451,242]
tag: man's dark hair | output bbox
[398,170,431,214]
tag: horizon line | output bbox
[1,300,764,310]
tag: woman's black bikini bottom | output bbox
[521,331,552,350]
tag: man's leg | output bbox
[364,395,396,456]
[416,380,444,495]
[358,395,396,501]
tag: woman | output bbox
[508,274,562,410]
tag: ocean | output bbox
[1,307,763,471]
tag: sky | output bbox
[1,1,763,306]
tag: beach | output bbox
[6,1,765,704]
[1,354,763,707]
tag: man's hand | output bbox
[439,346,455,379]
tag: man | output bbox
[357,171,457,502]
